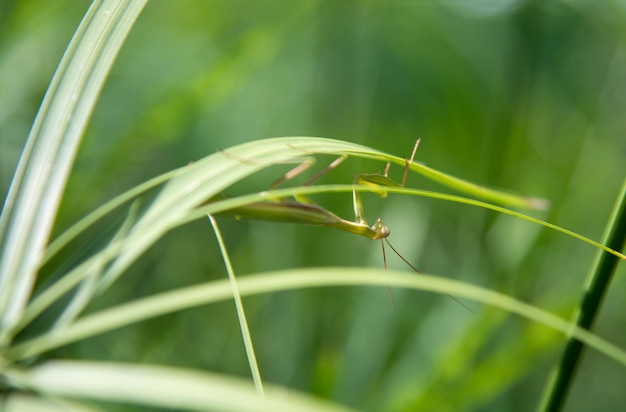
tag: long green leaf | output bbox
[8,269,626,368]
[185,184,625,261]
[539,178,626,411]
[6,360,354,412]
[0,0,148,346]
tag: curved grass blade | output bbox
[41,168,182,266]
[6,360,354,412]
[13,138,391,334]
[0,0,149,346]
[43,137,546,266]
[184,184,625,261]
[7,269,626,369]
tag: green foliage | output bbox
[1,1,625,411]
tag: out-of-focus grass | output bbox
[1,1,625,411]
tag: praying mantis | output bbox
[217,143,415,241]
[214,139,472,309]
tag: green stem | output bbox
[539,178,626,411]
[207,214,264,396]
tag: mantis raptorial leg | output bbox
[217,139,474,312]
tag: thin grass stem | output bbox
[539,178,626,411]
[207,214,264,396]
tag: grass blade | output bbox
[207,214,264,395]
[6,361,354,412]
[539,178,626,411]
[14,138,388,332]
[0,0,148,346]
[184,184,625,261]
[7,269,626,368]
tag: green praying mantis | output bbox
[217,144,412,241]
[215,140,477,310]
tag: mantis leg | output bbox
[352,138,421,226]
[219,146,347,203]
[270,155,348,191]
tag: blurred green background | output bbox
[1,0,625,410]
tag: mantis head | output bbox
[371,218,390,240]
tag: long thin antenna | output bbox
[380,239,395,308]
[384,238,474,313]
